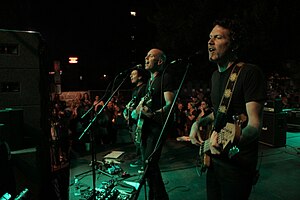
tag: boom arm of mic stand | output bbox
[80,102,96,120]
[76,73,129,200]
[80,79,113,120]
[78,73,129,141]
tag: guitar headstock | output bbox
[232,114,247,126]
[126,96,137,109]
[142,93,152,107]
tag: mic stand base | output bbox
[85,189,100,200]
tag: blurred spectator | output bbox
[174,102,187,137]
[185,101,198,135]
[196,100,213,141]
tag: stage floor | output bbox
[67,131,300,200]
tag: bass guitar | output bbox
[199,114,247,171]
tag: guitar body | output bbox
[135,117,143,144]
[199,114,247,170]
[133,93,152,145]
[123,96,137,121]
[203,154,211,168]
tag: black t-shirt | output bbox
[211,63,266,123]
[147,73,175,112]
[127,83,147,128]
[210,63,267,169]
[144,72,176,126]
[132,83,147,109]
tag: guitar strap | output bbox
[199,62,244,171]
[217,61,244,116]
[200,62,244,171]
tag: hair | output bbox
[154,48,167,72]
[213,17,248,55]
[135,68,149,83]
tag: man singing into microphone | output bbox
[123,67,148,169]
[131,48,175,200]
[189,17,266,200]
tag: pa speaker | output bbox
[0,29,49,149]
[260,111,287,147]
[0,29,54,200]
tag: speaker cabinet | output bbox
[0,109,24,150]
[0,29,54,199]
[260,111,287,147]
[0,29,49,149]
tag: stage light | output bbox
[130,11,136,16]
[69,57,78,64]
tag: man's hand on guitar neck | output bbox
[189,128,222,155]
[190,112,214,146]
[209,131,221,155]
[140,105,154,119]
[131,103,154,120]
[189,122,204,146]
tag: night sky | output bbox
[1,0,299,91]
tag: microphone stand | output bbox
[80,81,113,120]
[131,61,191,200]
[77,73,130,200]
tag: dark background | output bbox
[1,0,299,91]
[1,1,299,199]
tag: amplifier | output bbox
[260,111,287,147]
[263,99,283,113]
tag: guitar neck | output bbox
[201,139,211,154]
[199,114,247,159]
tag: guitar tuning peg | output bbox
[232,115,239,121]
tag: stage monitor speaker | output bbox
[260,111,287,147]
[0,29,49,149]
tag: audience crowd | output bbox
[49,80,299,169]
[48,89,212,167]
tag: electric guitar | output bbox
[199,114,247,171]
[134,93,152,144]
[123,96,137,121]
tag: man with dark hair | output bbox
[189,18,266,200]
[123,68,148,168]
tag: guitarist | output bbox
[123,68,148,168]
[131,48,175,200]
[189,18,266,200]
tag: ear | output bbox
[230,38,239,52]
[157,59,163,65]
[230,43,239,53]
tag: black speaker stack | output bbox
[0,29,53,200]
[260,99,287,147]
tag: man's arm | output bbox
[143,90,175,119]
[238,101,264,146]
[158,91,174,113]
[209,101,263,154]
[131,99,144,120]
[189,112,214,145]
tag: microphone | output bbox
[132,64,143,69]
[169,50,202,65]
[169,58,183,64]
[119,64,143,75]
